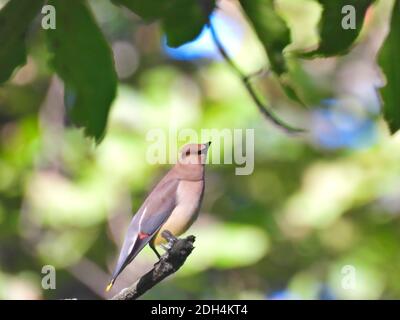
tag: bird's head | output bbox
[178,141,211,166]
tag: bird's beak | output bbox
[202,141,211,152]
[199,141,211,155]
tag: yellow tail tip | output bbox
[105,282,113,292]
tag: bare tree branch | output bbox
[111,231,196,300]
[207,21,305,134]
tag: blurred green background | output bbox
[0,0,399,299]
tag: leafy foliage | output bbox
[304,0,375,57]
[0,0,398,138]
[379,0,400,133]
[46,0,117,143]
[162,0,215,47]
[113,0,216,47]
[111,0,166,20]
[0,0,44,83]
[239,0,305,106]
[240,0,290,76]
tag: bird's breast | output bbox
[153,179,204,245]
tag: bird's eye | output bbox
[197,150,202,155]
[185,150,190,156]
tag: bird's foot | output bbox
[161,230,178,251]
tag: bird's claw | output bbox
[160,243,171,251]
[161,230,178,251]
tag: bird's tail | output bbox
[106,234,152,292]
[105,279,115,292]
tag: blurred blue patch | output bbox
[268,284,336,300]
[318,285,335,300]
[268,290,300,300]
[163,12,243,61]
[311,99,377,150]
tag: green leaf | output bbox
[379,0,400,133]
[111,0,167,20]
[239,1,305,106]
[305,0,375,57]
[240,0,291,76]
[281,81,306,107]
[112,0,215,48]
[47,0,117,143]
[0,0,43,84]
[163,0,215,47]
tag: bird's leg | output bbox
[149,241,161,259]
[161,230,178,251]
[160,244,170,251]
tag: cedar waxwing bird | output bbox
[106,142,211,292]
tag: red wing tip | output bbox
[138,232,150,240]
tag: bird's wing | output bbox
[110,178,180,283]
